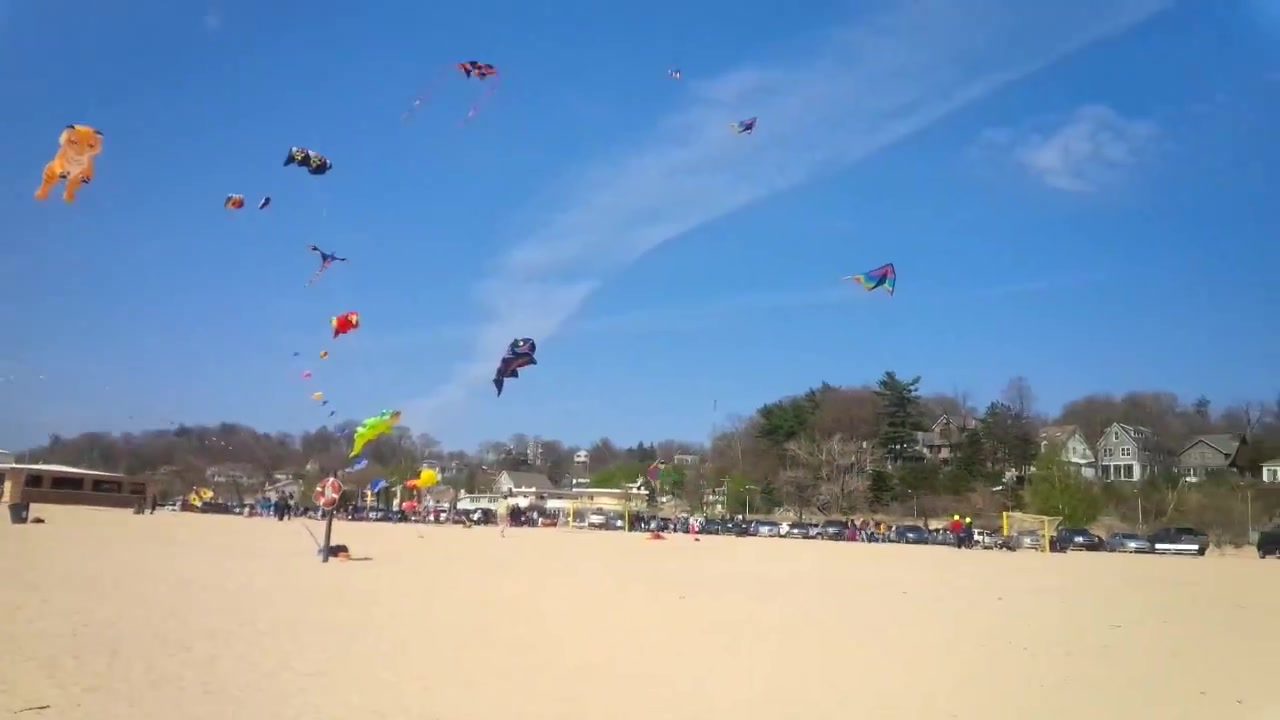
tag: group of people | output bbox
[947,514,977,549]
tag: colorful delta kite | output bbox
[306,245,347,286]
[224,194,246,210]
[35,124,104,204]
[730,117,757,135]
[349,409,401,458]
[283,146,332,175]
[331,311,360,339]
[844,263,896,295]
[493,337,537,397]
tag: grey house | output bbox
[1175,433,1246,480]
[1096,422,1157,482]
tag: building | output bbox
[0,449,13,465]
[1175,434,1246,481]
[1,462,155,509]
[1261,459,1280,484]
[493,470,554,494]
[1038,425,1097,479]
[918,414,976,465]
[672,453,700,466]
[205,463,262,488]
[1096,422,1157,482]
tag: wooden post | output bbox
[321,509,335,564]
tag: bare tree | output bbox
[1000,376,1036,417]
[782,433,873,516]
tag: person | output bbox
[949,514,964,549]
[964,516,975,549]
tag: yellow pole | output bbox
[1043,518,1050,554]
[1001,511,1008,537]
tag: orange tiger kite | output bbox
[35,124,104,204]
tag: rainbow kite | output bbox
[844,263,896,295]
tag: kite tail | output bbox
[461,75,501,126]
[306,264,328,288]
[402,65,454,124]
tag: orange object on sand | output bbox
[338,552,351,561]
[646,531,666,540]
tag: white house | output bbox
[493,470,554,494]
[1039,425,1096,479]
[1262,459,1280,484]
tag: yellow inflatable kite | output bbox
[349,409,401,458]
[35,124,104,204]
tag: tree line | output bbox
[16,372,1280,543]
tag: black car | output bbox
[725,521,750,537]
[1148,526,1210,556]
[819,519,850,540]
[1257,527,1280,559]
[892,524,930,544]
[700,519,723,535]
[1055,527,1103,551]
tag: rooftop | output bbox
[1,462,125,478]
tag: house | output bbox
[1038,425,1097,479]
[918,414,976,465]
[205,463,262,487]
[493,470,553,494]
[1095,422,1157,482]
[672,453,700,466]
[1176,434,1246,480]
[1,462,156,509]
[1261,459,1280,484]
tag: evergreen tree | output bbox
[874,371,925,464]
[867,469,896,508]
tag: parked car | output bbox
[971,528,999,549]
[700,519,723,535]
[818,519,850,540]
[1147,526,1210,556]
[1256,526,1280,559]
[1012,529,1044,551]
[1105,531,1153,553]
[892,524,930,544]
[1055,527,1104,552]
[751,520,781,537]
[725,521,750,537]
[787,521,816,539]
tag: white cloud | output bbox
[406,0,1173,427]
[1002,105,1159,192]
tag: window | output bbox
[50,476,84,491]
[1185,467,1198,477]
[1120,447,1133,458]
[90,479,123,494]
[1267,468,1279,483]
[1100,464,1112,480]
[1122,463,1135,480]
[1112,431,1119,441]
[1103,448,1114,459]
[24,474,45,489]
[127,482,148,496]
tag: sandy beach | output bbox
[2,506,1277,720]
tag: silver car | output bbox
[1014,529,1044,550]
[1106,531,1153,553]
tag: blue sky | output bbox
[1,0,1277,452]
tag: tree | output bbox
[1025,443,1103,527]
[874,371,925,464]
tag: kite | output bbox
[283,146,332,175]
[331,311,360,339]
[320,351,329,359]
[35,124,104,204]
[844,263,896,295]
[668,68,682,79]
[292,351,301,357]
[328,410,336,417]
[258,196,271,210]
[307,244,347,287]
[456,60,500,123]
[302,371,312,379]
[350,409,401,458]
[730,117,757,135]
[224,194,245,210]
[312,392,324,400]
[493,337,537,397]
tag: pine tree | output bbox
[874,371,925,464]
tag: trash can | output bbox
[7,502,30,525]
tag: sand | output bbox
[1,506,1278,720]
